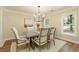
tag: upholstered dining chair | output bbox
[12,27,30,52]
[32,28,49,51]
[48,27,56,48]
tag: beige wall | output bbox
[48,7,79,42]
[0,8,5,47]
[0,8,2,40]
[3,9,33,39]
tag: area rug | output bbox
[10,39,67,52]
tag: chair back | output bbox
[39,28,49,44]
[12,27,20,40]
[50,27,54,34]
[53,28,56,38]
[50,27,56,39]
[40,28,48,37]
[47,28,51,41]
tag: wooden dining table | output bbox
[26,31,39,49]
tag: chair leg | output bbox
[47,42,50,49]
[16,46,18,52]
[47,43,48,49]
[28,43,30,51]
[32,41,35,50]
[53,40,55,46]
[49,42,50,48]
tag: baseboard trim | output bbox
[0,37,15,48]
[56,36,79,45]
[0,39,6,47]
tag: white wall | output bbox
[0,8,34,47]
[0,8,5,47]
[3,8,33,40]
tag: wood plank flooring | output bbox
[0,39,29,52]
[59,42,79,52]
[0,40,13,52]
[0,39,79,52]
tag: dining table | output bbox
[25,27,53,50]
[26,31,39,50]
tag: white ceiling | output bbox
[4,6,66,14]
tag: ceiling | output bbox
[4,6,66,14]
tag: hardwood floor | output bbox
[0,39,29,52]
[0,39,79,52]
[59,42,79,52]
[0,40,13,52]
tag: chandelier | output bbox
[34,6,46,22]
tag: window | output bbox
[61,12,77,36]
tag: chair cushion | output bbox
[20,35,26,38]
[20,37,27,40]
[17,37,29,46]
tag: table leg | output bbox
[30,38,34,50]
